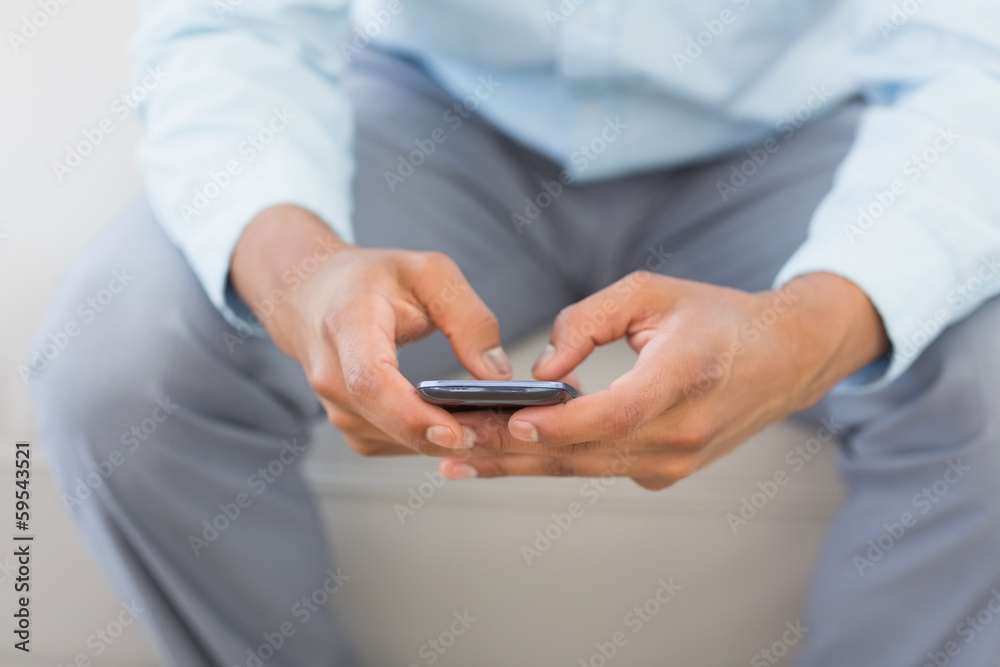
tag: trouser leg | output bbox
[605,99,1000,665]
[793,296,1000,666]
[28,48,582,667]
[29,199,354,667]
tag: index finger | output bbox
[409,252,512,380]
[333,296,473,451]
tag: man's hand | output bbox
[231,205,512,456]
[440,271,889,489]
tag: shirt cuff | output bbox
[144,147,353,334]
[773,200,957,394]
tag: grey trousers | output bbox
[29,48,1000,666]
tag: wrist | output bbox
[230,204,352,317]
[780,272,890,404]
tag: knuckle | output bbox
[345,369,379,402]
[470,311,500,334]
[321,301,354,336]
[563,440,600,456]
[400,415,435,447]
[409,440,438,456]
[421,250,456,275]
[629,269,654,284]
[672,428,708,452]
[327,408,359,433]
[655,458,698,482]
[538,421,570,445]
[542,457,576,477]
[618,270,655,297]
[343,361,384,403]
[607,400,643,438]
[552,307,577,335]
[681,375,717,402]
[671,415,713,451]
[490,435,511,454]
[471,417,510,452]
[681,347,732,401]
[345,437,389,457]
[482,410,510,437]
[398,427,433,453]
[307,365,342,401]
[474,464,502,479]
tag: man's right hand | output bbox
[230,204,512,457]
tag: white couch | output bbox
[0,3,844,665]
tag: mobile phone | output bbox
[416,380,579,410]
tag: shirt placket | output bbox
[553,0,623,177]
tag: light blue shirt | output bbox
[132,0,1000,392]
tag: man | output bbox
[28,0,1000,665]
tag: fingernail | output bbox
[426,425,460,449]
[461,425,477,449]
[445,461,478,480]
[533,344,556,369]
[509,420,538,442]
[483,346,512,376]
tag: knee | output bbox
[26,283,179,486]
[26,203,196,484]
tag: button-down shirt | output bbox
[132,0,1000,391]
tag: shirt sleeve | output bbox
[130,0,355,330]
[773,1,1000,393]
